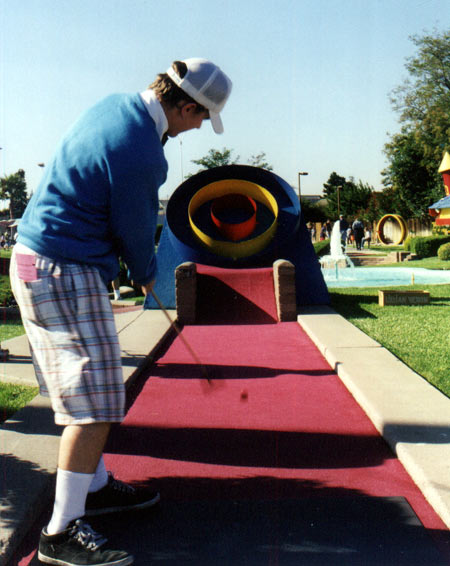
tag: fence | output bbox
[405,218,434,237]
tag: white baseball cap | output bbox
[166,58,232,134]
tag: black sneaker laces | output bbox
[109,473,136,494]
[70,520,107,551]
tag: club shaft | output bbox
[150,289,210,381]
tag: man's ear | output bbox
[180,102,197,116]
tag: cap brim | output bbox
[210,112,224,134]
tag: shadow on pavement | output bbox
[20,491,450,566]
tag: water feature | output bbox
[322,266,450,288]
[319,221,450,288]
[319,221,355,275]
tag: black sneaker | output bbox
[38,518,133,566]
[85,472,160,516]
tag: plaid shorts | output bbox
[9,247,125,425]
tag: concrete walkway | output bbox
[0,306,175,566]
[1,303,450,565]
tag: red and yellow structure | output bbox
[429,151,450,226]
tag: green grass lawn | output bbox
[330,283,450,398]
[0,383,39,422]
[1,319,24,341]
[1,312,38,422]
[358,244,405,254]
[382,257,450,269]
[1,267,39,422]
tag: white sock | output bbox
[114,290,121,300]
[46,469,94,535]
[88,455,109,493]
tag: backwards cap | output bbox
[166,58,232,134]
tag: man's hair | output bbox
[149,61,207,113]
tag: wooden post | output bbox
[175,262,197,325]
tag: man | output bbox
[10,58,232,566]
[338,214,349,252]
[352,217,365,250]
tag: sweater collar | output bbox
[139,89,168,142]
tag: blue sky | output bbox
[1,0,449,204]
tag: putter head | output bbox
[199,365,226,394]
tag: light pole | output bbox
[298,171,309,200]
[337,185,342,216]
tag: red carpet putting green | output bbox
[106,321,446,522]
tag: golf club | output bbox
[150,288,213,384]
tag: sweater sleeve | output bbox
[108,132,167,286]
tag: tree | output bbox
[0,169,29,218]
[300,198,327,223]
[190,147,273,174]
[363,193,382,224]
[382,130,443,218]
[247,152,273,171]
[322,172,373,220]
[390,30,450,161]
[191,147,240,172]
[383,29,450,216]
[322,172,346,217]
[375,187,402,218]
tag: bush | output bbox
[432,224,450,236]
[314,239,330,257]
[403,236,412,251]
[437,242,450,261]
[409,235,450,258]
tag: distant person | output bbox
[111,276,121,301]
[10,58,232,566]
[319,223,327,241]
[307,222,316,241]
[339,215,349,251]
[362,227,372,249]
[347,227,353,246]
[325,219,332,238]
[352,218,364,250]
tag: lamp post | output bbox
[337,185,342,216]
[298,171,309,200]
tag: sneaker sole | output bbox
[37,551,134,566]
[85,491,161,516]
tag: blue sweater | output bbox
[18,93,168,285]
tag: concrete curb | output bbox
[297,305,450,529]
[0,308,175,566]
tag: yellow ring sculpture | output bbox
[188,179,279,259]
[376,214,408,245]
